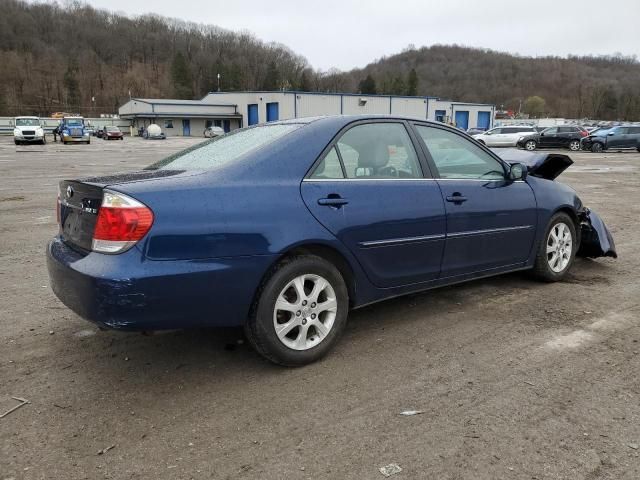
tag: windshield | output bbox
[65,119,84,127]
[106,127,120,132]
[16,118,40,127]
[148,124,302,170]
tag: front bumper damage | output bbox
[577,208,617,258]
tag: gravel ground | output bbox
[0,135,638,480]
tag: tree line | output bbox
[1,0,639,121]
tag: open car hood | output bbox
[493,149,573,180]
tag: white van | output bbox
[13,116,46,145]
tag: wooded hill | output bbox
[1,0,639,120]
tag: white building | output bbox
[119,91,495,136]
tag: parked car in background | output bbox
[466,127,486,136]
[84,125,96,136]
[13,116,46,145]
[102,126,124,140]
[47,116,616,366]
[581,125,640,152]
[472,126,537,147]
[204,126,225,138]
[517,126,589,151]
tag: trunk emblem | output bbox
[66,186,74,198]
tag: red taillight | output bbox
[580,130,588,137]
[92,191,153,254]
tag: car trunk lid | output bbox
[58,169,186,252]
[59,180,104,252]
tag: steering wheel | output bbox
[377,165,398,177]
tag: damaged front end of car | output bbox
[577,208,617,259]
[496,150,617,260]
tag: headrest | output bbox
[358,143,389,169]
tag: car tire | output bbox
[531,212,577,282]
[14,140,19,146]
[524,140,537,151]
[41,136,46,145]
[568,140,580,151]
[591,142,604,153]
[245,255,349,366]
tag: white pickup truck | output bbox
[13,116,46,145]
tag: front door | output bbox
[414,124,537,278]
[182,119,190,136]
[301,122,446,288]
[539,127,560,147]
[607,127,632,148]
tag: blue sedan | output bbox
[47,116,616,366]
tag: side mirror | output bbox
[485,131,492,135]
[608,132,615,136]
[509,163,527,181]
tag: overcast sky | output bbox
[83,0,640,71]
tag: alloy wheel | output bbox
[569,140,580,151]
[273,274,338,351]
[546,222,573,273]
[525,140,536,151]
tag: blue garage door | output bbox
[454,110,469,130]
[182,119,190,136]
[223,120,230,133]
[435,110,447,122]
[266,102,279,122]
[248,104,259,126]
[477,111,491,130]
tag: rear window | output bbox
[148,124,302,170]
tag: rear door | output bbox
[629,127,640,148]
[539,127,559,147]
[413,124,537,277]
[301,121,447,288]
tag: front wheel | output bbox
[524,140,537,151]
[531,213,577,282]
[568,140,580,151]
[14,140,20,145]
[245,255,349,366]
[591,142,604,153]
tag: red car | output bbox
[102,126,124,140]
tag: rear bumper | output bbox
[46,237,276,330]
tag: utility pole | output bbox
[217,73,221,92]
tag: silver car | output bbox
[473,126,537,147]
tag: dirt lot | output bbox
[0,135,638,480]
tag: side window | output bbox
[164,119,174,129]
[629,127,640,135]
[336,123,422,179]
[488,128,502,134]
[558,127,572,133]
[416,125,505,180]
[309,147,344,179]
[617,127,629,134]
[544,127,558,135]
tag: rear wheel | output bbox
[531,212,576,282]
[524,140,537,151]
[568,140,580,151]
[591,142,604,153]
[245,255,349,366]
[14,140,20,145]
